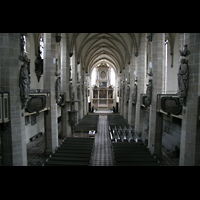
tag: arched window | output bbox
[39,37,44,59]
[110,67,115,86]
[91,68,96,86]
[164,38,168,94]
[146,40,152,78]
[23,34,27,53]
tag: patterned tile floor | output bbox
[91,115,114,166]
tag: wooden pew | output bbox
[44,137,94,166]
[112,140,160,166]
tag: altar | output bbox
[91,63,115,110]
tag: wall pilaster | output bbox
[148,33,165,157]
[43,33,58,155]
[0,33,27,165]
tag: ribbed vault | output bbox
[69,33,138,75]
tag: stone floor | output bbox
[160,146,179,166]
[90,115,114,166]
[26,134,47,166]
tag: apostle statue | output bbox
[35,47,43,82]
[56,77,61,104]
[143,79,152,107]
[19,62,29,98]
[132,83,137,103]
[177,58,189,105]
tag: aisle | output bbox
[91,115,114,166]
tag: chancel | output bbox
[91,62,115,111]
[0,33,200,166]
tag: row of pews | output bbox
[109,125,135,143]
[75,115,99,133]
[108,114,160,166]
[44,137,95,166]
[108,115,139,143]
[112,142,160,166]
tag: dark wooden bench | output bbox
[49,155,90,162]
[112,140,160,166]
[116,162,160,166]
[44,137,95,166]
[75,115,99,133]
[52,153,91,158]
[44,160,89,166]
[30,132,43,142]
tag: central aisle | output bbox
[91,115,114,166]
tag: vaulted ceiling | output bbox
[68,33,139,74]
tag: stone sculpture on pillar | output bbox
[55,77,61,104]
[122,84,125,98]
[68,110,78,135]
[143,79,152,108]
[35,47,43,82]
[177,45,190,106]
[132,83,137,104]
[77,85,80,100]
[19,33,31,109]
[69,82,74,101]
[126,85,130,101]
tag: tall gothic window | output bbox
[23,35,27,53]
[39,37,44,59]
[70,57,72,80]
[110,67,115,86]
[164,38,168,94]
[91,68,96,86]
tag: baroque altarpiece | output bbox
[91,63,115,110]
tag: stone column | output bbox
[179,33,200,166]
[120,70,124,116]
[123,64,129,120]
[71,52,79,119]
[117,72,121,113]
[43,33,58,155]
[135,33,147,137]
[0,33,27,165]
[60,33,71,138]
[78,65,83,120]
[128,54,137,125]
[148,33,165,158]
